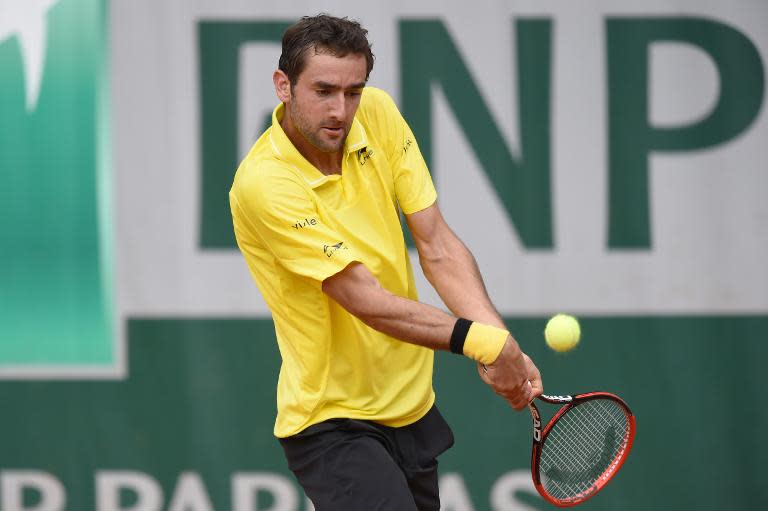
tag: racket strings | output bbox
[539,398,629,501]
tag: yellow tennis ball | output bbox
[544,314,581,352]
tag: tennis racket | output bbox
[528,392,636,507]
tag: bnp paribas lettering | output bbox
[292,217,317,229]
[0,469,537,510]
[202,18,764,251]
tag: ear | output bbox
[273,69,292,103]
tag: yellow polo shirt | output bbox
[230,87,438,437]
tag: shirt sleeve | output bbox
[366,88,437,215]
[230,168,360,283]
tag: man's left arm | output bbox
[406,202,543,399]
[406,202,504,329]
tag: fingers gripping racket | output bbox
[528,392,636,507]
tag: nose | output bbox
[328,92,346,120]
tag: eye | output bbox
[316,89,331,97]
[346,90,362,98]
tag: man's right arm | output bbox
[322,261,535,410]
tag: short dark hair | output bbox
[278,14,375,84]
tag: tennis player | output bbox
[230,14,543,511]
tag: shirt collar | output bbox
[268,103,369,188]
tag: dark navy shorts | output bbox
[279,405,455,511]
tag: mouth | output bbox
[321,125,345,136]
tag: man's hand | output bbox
[522,352,543,397]
[477,336,543,410]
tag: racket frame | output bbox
[529,392,636,507]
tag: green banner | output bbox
[1,318,766,510]
[0,0,113,372]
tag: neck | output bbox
[280,108,343,175]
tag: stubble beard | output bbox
[288,100,346,154]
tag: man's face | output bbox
[285,50,367,154]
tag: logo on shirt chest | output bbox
[357,147,374,166]
[292,217,318,229]
[323,241,347,258]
